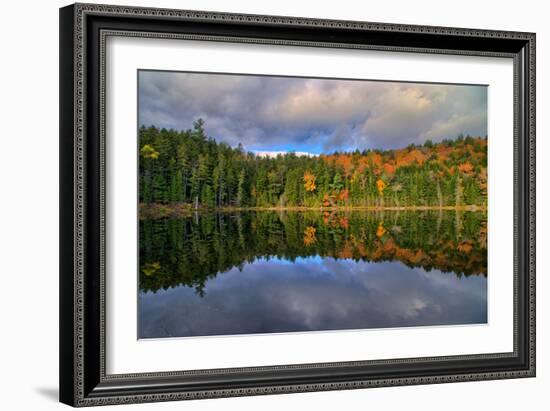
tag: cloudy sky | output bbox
[138,70,487,154]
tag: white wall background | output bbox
[0,0,546,409]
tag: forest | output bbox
[139,119,488,209]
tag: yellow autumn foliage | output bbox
[140,144,160,160]
[142,261,161,276]
[303,171,317,192]
[376,179,387,194]
[303,226,317,246]
[376,222,387,238]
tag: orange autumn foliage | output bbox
[458,162,474,174]
[368,152,383,167]
[321,153,354,176]
[318,137,486,197]
[458,241,474,254]
[338,189,349,203]
[395,148,427,167]
[339,217,349,229]
[382,163,396,175]
[356,156,371,173]
[338,243,354,259]
[376,222,387,238]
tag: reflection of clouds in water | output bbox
[139,258,487,338]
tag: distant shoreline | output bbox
[140,203,487,218]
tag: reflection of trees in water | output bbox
[139,210,487,295]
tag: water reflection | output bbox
[139,210,487,338]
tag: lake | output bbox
[138,210,487,338]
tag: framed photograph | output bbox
[59,3,536,407]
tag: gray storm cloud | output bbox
[138,70,487,152]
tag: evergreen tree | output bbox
[170,170,184,202]
[152,174,168,203]
[236,169,247,207]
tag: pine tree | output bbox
[152,174,168,203]
[236,169,247,207]
[170,170,184,202]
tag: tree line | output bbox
[139,119,487,209]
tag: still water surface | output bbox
[138,210,487,338]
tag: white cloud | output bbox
[252,150,318,158]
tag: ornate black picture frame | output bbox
[59,3,535,407]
